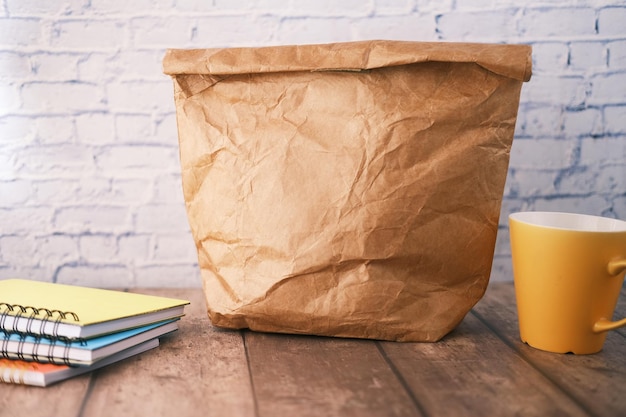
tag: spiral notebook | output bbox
[0,339,159,387]
[0,319,178,366]
[0,279,189,339]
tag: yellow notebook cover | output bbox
[0,279,189,339]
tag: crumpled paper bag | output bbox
[163,40,532,342]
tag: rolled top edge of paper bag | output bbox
[162,39,532,82]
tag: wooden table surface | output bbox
[2,283,625,417]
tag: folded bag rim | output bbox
[162,39,532,82]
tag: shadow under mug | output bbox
[509,211,626,354]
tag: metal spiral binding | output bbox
[1,329,86,366]
[0,302,83,366]
[0,302,80,338]
[0,330,10,360]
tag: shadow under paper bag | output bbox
[163,40,532,342]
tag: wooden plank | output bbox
[380,311,588,417]
[245,331,422,417]
[0,373,91,417]
[473,282,626,417]
[79,288,255,417]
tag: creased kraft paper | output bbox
[164,40,532,342]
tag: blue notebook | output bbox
[1,339,159,387]
[0,319,178,366]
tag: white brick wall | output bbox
[1,0,625,287]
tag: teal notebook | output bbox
[0,319,178,366]
[0,339,159,387]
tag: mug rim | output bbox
[509,211,626,233]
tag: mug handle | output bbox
[593,259,626,333]
[607,259,626,276]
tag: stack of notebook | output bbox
[0,279,189,387]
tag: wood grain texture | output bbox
[380,312,588,417]
[0,375,91,417]
[473,283,626,417]
[79,288,255,417]
[244,331,422,417]
[2,284,625,417]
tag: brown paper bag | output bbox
[163,40,531,342]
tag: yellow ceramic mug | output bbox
[509,211,626,354]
